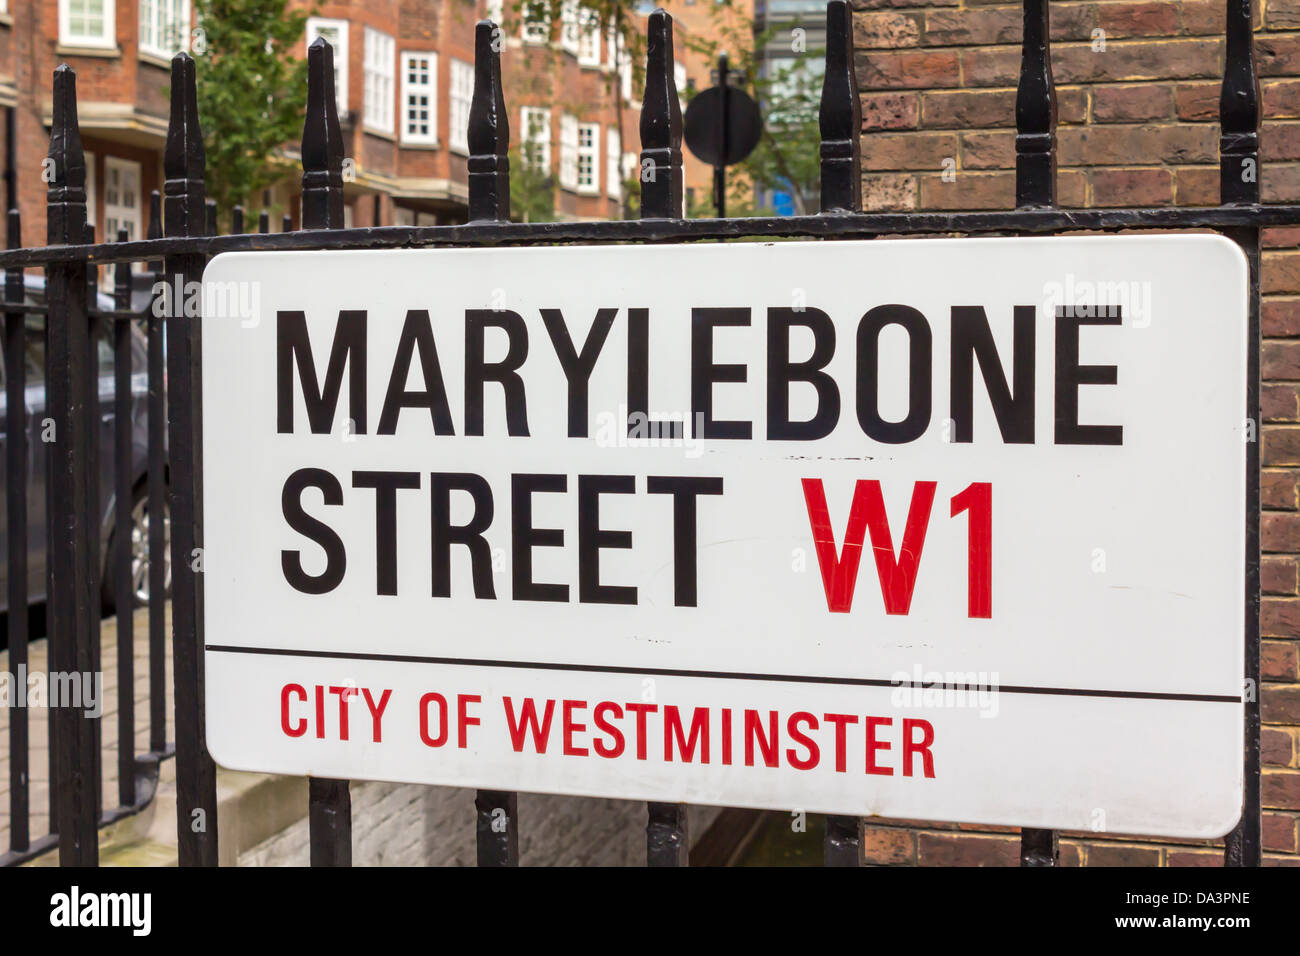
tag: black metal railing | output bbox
[0,0,1281,867]
[1,162,173,867]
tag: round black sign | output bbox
[683,85,763,168]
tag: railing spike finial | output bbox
[47,64,88,246]
[1015,0,1057,209]
[259,209,270,234]
[301,37,345,230]
[1220,0,1261,206]
[232,205,244,234]
[819,0,862,213]
[639,8,684,219]
[164,52,206,238]
[469,20,511,223]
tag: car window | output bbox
[20,314,126,386]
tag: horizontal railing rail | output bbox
[3,204,1300,268]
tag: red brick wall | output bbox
[852,0,1300,866]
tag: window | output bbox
[364,28,395,134]
[606,129,620,199]
[449,58,474,154]
[307,18,349,113]
[521,107,551,172]
[395,207,438,226]
[577,122,599,194]
[103,158,142,244]
[139,0,189,58]
[521,0,549,43]
[578,10,602,67]
[559,114,578,190]
[401,52,437,145]
[61,0,116,48]
[485,0,503,22]
[560,0,580,55]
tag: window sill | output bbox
[0,14,12,28]
[138,50,178,70]
[400,140,441,151]
[363,126,397,143]
[56,43,122,59]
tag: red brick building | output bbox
[0,1,728,239]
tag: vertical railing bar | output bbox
[282,213,292,234]
[45,64,98,865]
[231,205,244,235]
[163,51,219,866]
[818,0,862,216]
[112,227,134,808]
[638,8,683,221]
[4,206,29,852]
[1222,0,1263,868]
[639,6,689,867]
[145,191,166,755]
[468,17,521,867]
[205,198,217,238]
[258,209,270,234]
[1014,0,1061,868]
[301,36,353,867]
[83,219,103,824]
[818,0,866,867]
[1015,0,1057,211]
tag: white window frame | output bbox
[521,1,549,43]
[139,0,190,59]
[363,28,396,135]
[521,107,551,173]
[606,129,620,200]
[400,51,438,146]
[484,0,503,23]
[103,157,142,244]
[559,114,579,191]
[560,0,581,55]
[576,122,599,195]
[307,17,349,113]
[449,58,474,155]
[578,9,602,67]
[60,0,116,49]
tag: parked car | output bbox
[0,275,169,613]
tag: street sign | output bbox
[683,83,762,168]
[202,235,1247,838]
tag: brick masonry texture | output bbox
[853,0,1300,866]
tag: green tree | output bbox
[189,0,313,224]
[510,139,556,222]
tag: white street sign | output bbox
[201,235,1247,838]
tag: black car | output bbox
[0,275,168,613]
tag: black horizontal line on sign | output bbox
[204,644,1240,704]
